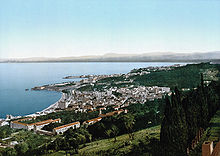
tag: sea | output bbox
[0,62,186,118]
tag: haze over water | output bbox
[0,62,186,118]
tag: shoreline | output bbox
[1,62,189,121]
[2,93,64,120]
[25,93,65,118]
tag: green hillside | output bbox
[46,125,160,156]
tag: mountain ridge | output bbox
[1,51,220,63]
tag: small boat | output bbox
[25,89,29,91]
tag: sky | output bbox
[0,0,220,59]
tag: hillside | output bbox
[44,108,220,156]
[46,125,160,156]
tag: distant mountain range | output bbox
[1,51,220,63]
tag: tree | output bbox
[105,129,112,140]
[0,126,14,139]
[52,136,63,151]
[110,125,119,142]
[15,143,29,155]
[160,89,188,156]
[42,122,61,131]
[3,148,17,156]
[62,128,90,154]
[75,128,92,143]
[60,138,71,156]
[160,77,220,155]
[122,114,135,140]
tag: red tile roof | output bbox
[12,118,61,127]
[54,121,80,130]
[33,119,54,126]
[85,117,102,123]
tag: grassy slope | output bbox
[47,125,160,156]
[190,109,220,156]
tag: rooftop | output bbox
[54,121,80,130]
[85,117,102,123]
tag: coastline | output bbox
[1,62,188,120]
[15,63,184,119]
[25,93,65,118]
[2,92,64,121]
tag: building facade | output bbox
[53,121,80,134]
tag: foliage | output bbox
[77,84,93,91]
[14,143,29,155]
[132,63,219,89]
[42,122,62,132]
[35,110,99,125]
[121,114,135,140]
[97,76,125,84]
[127,99,165,131]
[160,76,220,155]
[160,90,188,156]
[34,128,92,155]
[1,148,17,156]
[189,109,220,155]
[76,125,160,156]
[0,126,16,139]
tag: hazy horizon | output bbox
[1,51,220,60]
[1,0,220,59]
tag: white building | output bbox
[34,118,61,130]
[0,120,9,127]
[10,141,19,146]
[10,118,61,131]
[53,121,80,134]
[10,118,33,130]
[58,101,68,109]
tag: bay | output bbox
[0,62,185,118]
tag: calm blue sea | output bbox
[0,62,186,118]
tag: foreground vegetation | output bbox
[46,125,160,156]
[0,130,53,156]
[160,76,220,155]
[189,109,220,155]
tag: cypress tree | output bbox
[160,76,220,156]
[200,74,209,128]
[160,89,188,156]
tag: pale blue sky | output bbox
[0,0,220,58]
